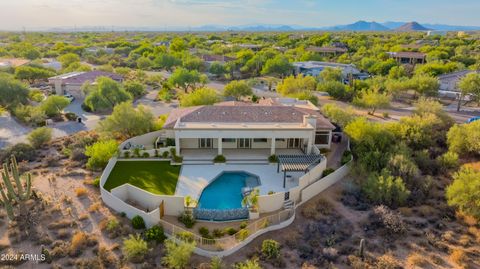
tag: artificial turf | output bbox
[103,161,181,195]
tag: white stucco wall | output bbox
[258,192,285,213]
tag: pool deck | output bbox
[175,164,305,200]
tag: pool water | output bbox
[198,172,257,210]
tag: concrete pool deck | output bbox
[175,164,305,200]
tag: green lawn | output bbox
[104,161,181,195]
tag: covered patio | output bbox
[277,154,324,188]
[181,148,304,161]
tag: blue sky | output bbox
[0,0,479,30]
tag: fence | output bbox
[159,206,295,257]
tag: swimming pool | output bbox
[197,171,260,210]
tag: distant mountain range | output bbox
[39,21,480,32]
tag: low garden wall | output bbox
[119,130,169,150]
[257,192,285,213]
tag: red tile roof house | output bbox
[48,71,123,98]
[121,100,336,160]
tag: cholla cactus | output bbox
[0,156,32,220]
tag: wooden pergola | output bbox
[277,154,324,188]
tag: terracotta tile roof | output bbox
[164,104,335,130]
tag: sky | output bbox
[0,0,479,30]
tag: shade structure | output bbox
[277,154,324,188]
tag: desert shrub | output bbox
[162,151,169,158]
[225,227,237,236]
[178,212,195,228]
[123,151,130,158]
[322,168,335,177]
[406,253,428,268]
[449,249,467,267]
[144,225,166,243]
[175,231,195,243]
[70,148,87,161]
[212,229,224,238]
[234,258,262,269]
[322,247,339,262]
[362,171,410,208]
[65,112,77,121]
[213,155,226,163]
[27,127,52,148]
[92,177,100,187]
[262,239,280,259]
[240,221,248,229]
[85,139,118,170]
[142,152,150,158]
[210,256,223,269]
[235,229,249,241]
[446,167,480,220]
[198,227,211,238]
[437,151,459,170]
[122,234,149,262]
[375,253,401,269]
[69,231,88,257]
[372,205,406,234]
[131,215,146,229]
[0,143,36,163]
[75,187,88,197]
[162,239,196,269]
[301,198,333,220]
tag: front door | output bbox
[199,138,213,148]
[287,138,303,149]
[237,138,252,149]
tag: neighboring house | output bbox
[85,46,115,55]
[154,41,171,47]
[157,101,336,158]
[200,54,236,64]
[438,70,479,99]
[0,58,30,68]
[229,44,263,51]
[292,61,361,78]
[40,58,62,71]
[307,46,348,56]
[388,51,426,65]
[48,71,123,98]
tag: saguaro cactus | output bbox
[358,238,365,260]
[0,156,32,220]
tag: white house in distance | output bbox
[122,99,336,161]
[48,71,123,98]
[292,61,361,78]
[438,70,479,99]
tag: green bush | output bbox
[166,138,176,147]
[123,151,130,158]
[213,155,226,163]
[173,155,183,163]
[341,150,353,165]
[144,225,166,243]
[0,143,36,163]
[85,139,118,170]
[27,127,52,148]
[106,218,120,233]
[65,112,77,121]
[362,171,410,208]
[268,155,278,163]
[175,231,195,243]
[142,152,150,158]
[198,227,212,238]
[261,239,280,259]
[131,215,146,229]
[178,212,196,228]
[122,234,149,262]
[92,177,100,187]
[239,221,248,229]
[322,168,335,177]
[162,239,196,269]
[225,227,237,235]
[162,151,169,158]
[437,151,459,170]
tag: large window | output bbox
[253,138,268,143]
[237,138,251,149]
[315,131,330,145]
[199,138,213,148]
[222,138,236,143]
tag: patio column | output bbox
[218,138,223,155]
[306,137,313,154]
[270,137,276,155]
[175,137,180,156]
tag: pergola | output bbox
[277,154,324,188]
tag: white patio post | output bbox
[270,137,276,155]
[175,137,180,156]
[218,138,223,155]
[306,137,313,154]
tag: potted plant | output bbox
[242,189,260,220]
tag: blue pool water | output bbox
[198,172,257,210]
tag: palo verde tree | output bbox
[0,156,32,220]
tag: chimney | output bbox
[303,114,317,129]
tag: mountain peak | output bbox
[332,20,390,31]
[395,21,430,31]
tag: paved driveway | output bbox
[0,113,32,148]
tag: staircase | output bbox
[283,200,294,209]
